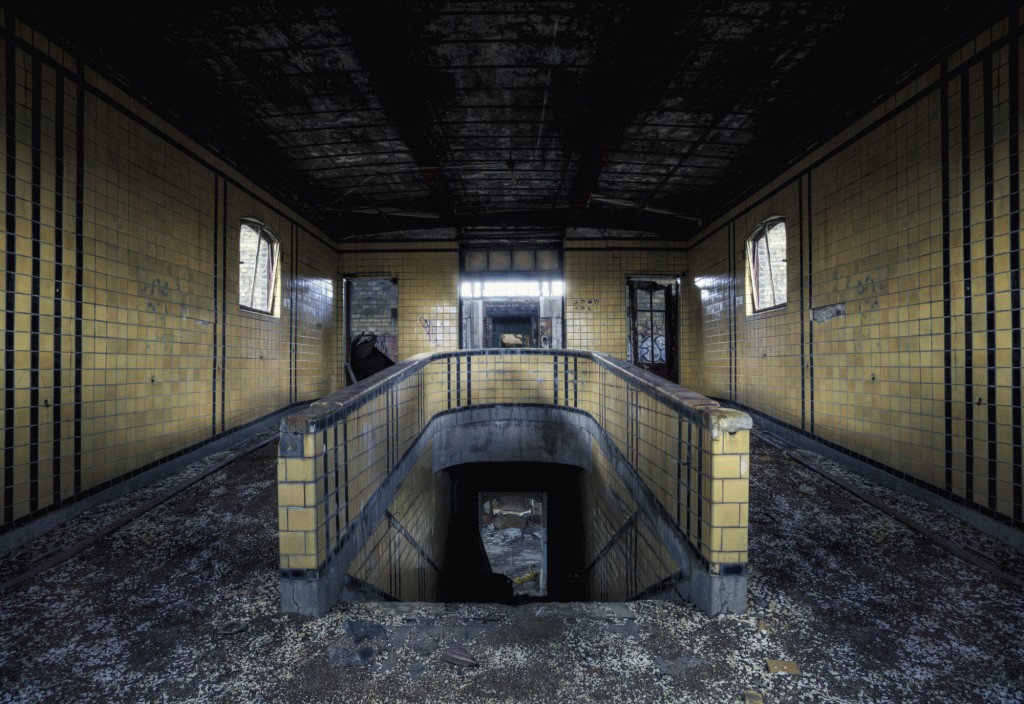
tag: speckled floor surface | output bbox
[1,426,1023,704]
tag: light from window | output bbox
[747,218,787,311]
[459,279,563,299]
[239,220,278,314]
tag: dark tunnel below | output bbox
[441,463,586,604]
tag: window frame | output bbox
[746,216,788,314]
[238,218,280,316]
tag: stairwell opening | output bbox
[440,462,586,604]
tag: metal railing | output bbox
[278,349,751,616]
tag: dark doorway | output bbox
[491,315,533,348]
[345,277,398,383]
[440,462,585,604]
[627,278,679,383]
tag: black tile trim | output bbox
[983,54,998,510]
[1010,20,1023,523]
[630,570,686,600]
[6,33,335,255]
[386,510,442,574]
[573,355,578,408]
[941,60,954,493]
[696,424,704,547]
[343,419,350,527]
[29,53,41,513]
[341,574,399,602]
[290,223,298,405]
[960,67,975,499]
[0,401,308,535]
[332,423,341,540]
[799,175,807,430]
[336,247,459,254]
[584,509,640,575]
[73,62,83,496]
[807,172,815,434]
[212,175,219,436]
[721,399,1024,533]
[455,356,461,406]
[4,29,17,525]
[563,355,570,407]
[689,31,1016,253]
[552,354,558,405]
[220,183,228,433]
[322,427,331,553]
[563,245,688,252]
[685,421,693,536]
[676,414,683,525]
[52,70,64,506]
[728,222,736,401]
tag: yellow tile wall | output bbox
[347,441,448,601]
[686,13,1023,528]
[583,436,684,600]
[339,243,459,367]
[1,19,338,533]
[564,241,687,358]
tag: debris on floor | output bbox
[1,431,1022,703]
[765,659,801,675]
[440,643,479,668]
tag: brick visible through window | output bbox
[747,218,787,312]
[239,219,279,314]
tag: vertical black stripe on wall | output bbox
[799,176,806,429]
[563,355,569,406]
[552,355,558,405]
[220,183,227,432]
[292,223,298,404]
[4,33,17,524]
[941,62,954,493]
[807,172,815,434]
[288,224,294,404]
[730,222,737,402]
[960,68,975,499]
[52,73,64,505]
[983,54,997,510]
[29,54,41,513]
[212,175,219,435]
[455,357,461,406]
[1010,19,1022,522]
[73,64,84,495]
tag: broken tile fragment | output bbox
[766,659,801,675]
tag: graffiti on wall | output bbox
[420,316,444,346]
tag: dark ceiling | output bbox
[9,1,1006,241]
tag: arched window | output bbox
[747,217,787,312]
[239,219,279,314]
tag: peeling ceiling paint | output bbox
[9,0,1002,241]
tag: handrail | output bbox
[278,349,751,616]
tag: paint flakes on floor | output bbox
[1,430,1023,703]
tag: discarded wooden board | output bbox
[743,689,765,704]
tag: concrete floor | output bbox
[1,426,1023,704]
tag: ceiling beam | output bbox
[564,2,700,216]
[340,3,457,225]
